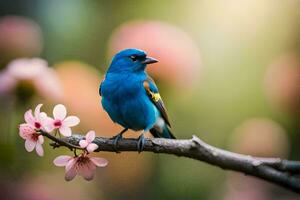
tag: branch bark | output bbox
[40,131,300,194]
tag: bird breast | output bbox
[102,73,146,100]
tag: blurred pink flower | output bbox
[7,58,47,79]
[46,104,80,136]
[0,70,17,94]
[0,58,62,100]
[79,130,98,153]
[53,154,108,181]
[265,54,300,115]
[230,118,289,157]
[19,123,44,156]
[0,16,43,61]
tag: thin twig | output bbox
[38,130,84,150]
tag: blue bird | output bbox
[99,48,175,152]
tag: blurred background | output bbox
[0,0,300,199]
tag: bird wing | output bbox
[143,76,171,127]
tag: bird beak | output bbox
[141,57,158,64]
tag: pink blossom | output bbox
[79,131,98,153]
[53,154,108,181]
[19,123,44,156]
[47,104,80,137]
[24,103,48,130]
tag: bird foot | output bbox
[110,133,123,153]
[110,128,128,153]
[137,133,145,153]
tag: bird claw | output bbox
[110,134,123,153]
[110,128,128,153]
[137,133,145,153]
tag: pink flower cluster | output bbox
[19,104,108,181]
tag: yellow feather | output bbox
[151,92,161,102]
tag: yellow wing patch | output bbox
[151,92,161,102]
[143,79,171,127]
[143,81,161,102]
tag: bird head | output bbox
[107,48,158,73]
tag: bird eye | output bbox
[130,56,137,62]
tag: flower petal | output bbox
[87,143,98,153]
[39,112,52,128]
[79,140,88,148]
[63,116,80,127]
[43,119,55,132]
[59,126,72,137]
[65,167,77,181]
[85,130,95,143]
[35,143,44,156]
[19,126,27,139]
[53,155,72,167]
[53,104,67,120]
[40,113,55,132]
[25,139,36,152]
[38,135,44,144]
[24,109,35,126]
[34,104,43,119]
[87,160,97,171]
[79,163,94,181]
[66,157,77,171]
[19,123,34,139]
[39,112,47,121]
[90,157,108,167]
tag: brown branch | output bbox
[38,130,84,150]
[40,131,300,194]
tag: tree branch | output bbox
[40,131,300,194]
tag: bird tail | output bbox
[150,125,176,139]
